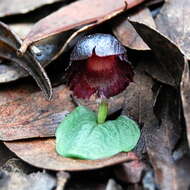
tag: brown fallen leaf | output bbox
[113,7,156,50]
[4,139,137,171]
[0,0,63,18]
[146,86,182,190]
[129,20,184,86]
[0,22,52,99]
[181,59,190,148]
[142,52,175,86]
[19,0,147,54]
[123,61,156,124]
[8,22,76,82]
[122,59,158,155]
[155,0,190,59]
[33,30,75,67]
[0,84,74,141]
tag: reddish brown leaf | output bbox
[19,0,147,54]
[113,8,156,50]
[0,84,74,141]
[4,139,137,171]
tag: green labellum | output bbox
[56,106,140,160]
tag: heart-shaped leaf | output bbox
[56,106,140,160]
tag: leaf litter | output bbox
[0,0,190,189]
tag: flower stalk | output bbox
[97,101,108,124]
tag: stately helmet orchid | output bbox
[69,33,133,99]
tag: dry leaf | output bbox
[105,179,123,190]
[114,159,145,183]
[33,30,75,67]
[4,139,137,171]
[181,59,190,148]
[0,84,74,141]
[146,86,182,190]
[155,0,190,59]
[130,20,184,86]
[0,60,27,83]
[0,170,56,190]
[19,0,147,54]
[113,8,156,50]
[123,61,157,126]
[0,22,52,98]
[0,0,63,18]
[122,60,158,155]
[0,142,14,167]
[9,23,33,40]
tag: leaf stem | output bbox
[97,101,108,124]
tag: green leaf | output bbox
[56,106,140,160]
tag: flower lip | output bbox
[70,33,126,61]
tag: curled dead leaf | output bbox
[4,139,137,171]
[129,20,184,86]
[0,22,52,99]
[181,59,190,148]
[113,7,156,50]
[19,0,147,54]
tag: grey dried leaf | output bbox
[181,59,190,148]
[0,61,27,83]
[9,23,76,80]
[142,53,175,86]
[0,170,56,190]
[130,20,184,86]
[0,0,63,18]
[123,62,157,126]
[113,8,156,50]
[0,22,52,99]
[0,142,14,167]
[1,158,34,174]
[155,0,190,59]
[122,60,158,155]
[33,30,75,67]
[56,171,70,190]
[146,86,182,190]
[105,179,123,190]
[9,23,33,40]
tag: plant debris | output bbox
[0,0,190,189]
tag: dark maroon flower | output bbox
[69,33,134,99]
